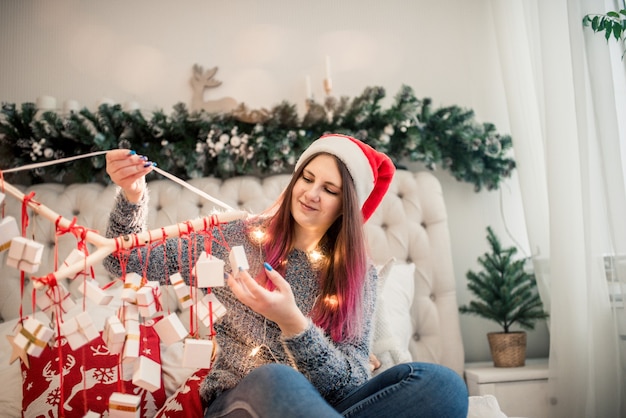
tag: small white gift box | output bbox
[123,321,140,364]
[60,311,99,350]
[119,305,140,363]
[182,338,214,369]
[136,281,160,318]
[103,315,126,355]
[0,216,19,252]
[196,292,227,328]
[77,277,113,305]
[36,282,75,314]
[194,252,225,288]
[62,248,90,279]
[121,272,143,303]
[7,236,44,273]
[229,245,249,277]
[8,236,44,264]
[14,316,54,357]
[169,272,193,310]
[153,312,188,346]
[132,355,162,392]
[6,257,40,273]
[108,392,141,418]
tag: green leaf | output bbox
[592,15,600,30]
[614,23,622,40]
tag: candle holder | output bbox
[323,78,333,96]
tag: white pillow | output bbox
[372,260,415,373]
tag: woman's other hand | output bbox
[106,149,154,203]
[227,262,309,337]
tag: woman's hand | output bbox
[227,262,309,337]
[105,149,154,203]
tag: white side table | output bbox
[464,358,550,418]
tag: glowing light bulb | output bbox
[309,250,323,262]
[252,229,265,244]
[324,295,339,308]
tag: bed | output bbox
[0,169,506,416]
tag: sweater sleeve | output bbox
[102,188,204,284]
[280,264,378,405]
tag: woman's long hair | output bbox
[253,153,368,342]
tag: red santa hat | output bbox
[295,134,395,222]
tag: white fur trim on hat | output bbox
[295,135,375,209]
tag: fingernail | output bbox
[128,150,136,155]
[264,262,273,271]
[140,155,148,161]
[143,162,153,168]
[238,266,244,271]
[152,162,157,167]
[224,272,229,279]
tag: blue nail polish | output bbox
[143,162,152,168]
[152,162,157,167]
[238,266,244,271]
[224,272,229,279]
[128,150,136,155]
[264,262,273,271]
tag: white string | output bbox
[1,150,109,173]
[152,166,234,211]
[1,150,235,211]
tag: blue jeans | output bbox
[204,362,469,418]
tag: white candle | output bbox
[325,56,332,80]
[36,96,57,111]
[305,76,312,100]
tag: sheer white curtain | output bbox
[490,0,626,417]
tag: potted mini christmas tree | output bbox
[459,227,549,367]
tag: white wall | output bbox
[0,0,549,362]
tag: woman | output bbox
[104,134,468,417]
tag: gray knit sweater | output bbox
[103,190,377,406]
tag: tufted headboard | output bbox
[0,169,464,376]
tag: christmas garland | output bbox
[0,85,515,191]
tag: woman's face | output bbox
[291,154,344,239]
